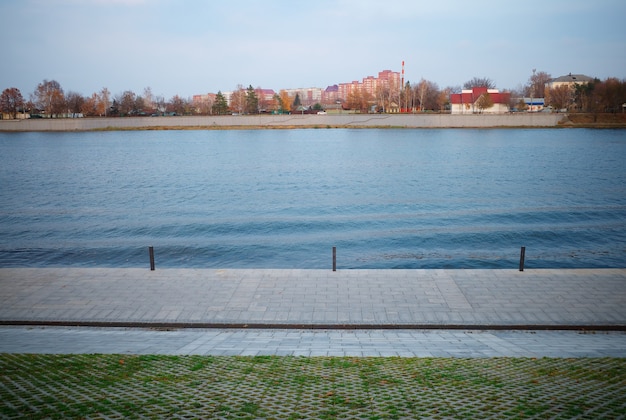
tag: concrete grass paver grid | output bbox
[1,354,625,419]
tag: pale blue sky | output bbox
[2,0,625,99]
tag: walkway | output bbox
[1,268,624,357]
[1,326,624,357]
[1,268,624,328]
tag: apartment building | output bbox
[335,70,401,102]
[196,68,402,109]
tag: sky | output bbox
[2,0,625,99]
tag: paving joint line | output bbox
[1,320,625,331]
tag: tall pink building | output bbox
[376,70,401,92]
[195,68,402,108]
[332,70,401,102]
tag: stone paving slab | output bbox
[0,268,624,328]
[1,326,624,357]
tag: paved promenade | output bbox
[1,268,624,328]
[1,268,624,356]
[2,326,625,357]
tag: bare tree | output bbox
[375,85,392,112]
[0,87,25,119]
[65,91,84,117]
[254,87,269,113]
[134,96,146,114]
[192,94,213,115]
[592,77,626,113]
[33,79,65,117]
[573,82,595,112]
[438,86,456,112]
[155,96,166,115]
[118,90,136,116]
[99,88,110,116]
[463,77,495,89]
[545,85,571,111]
[168,95,187,115]
[142,87,154,111]
[401,81,412,112]
[415,79,428,111]
[414,79,441,111]
[229,86,246,114]
[525,70,551,99]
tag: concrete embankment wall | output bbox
[0,113,566,131]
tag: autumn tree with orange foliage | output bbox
[346,86,371,112]
[230,86,246,114]
[33,80,65,117]
[278,90,291,113]
[545,85,571,111]
[476,92,494,113]
[0,87,24,119]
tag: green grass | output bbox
[0,354,624,419]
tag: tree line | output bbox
[1,71,626,119]
[214,85,323,115]
[397,74,626,114]
[0,81,195,119]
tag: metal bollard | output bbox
[149,246,155,271]
[332,246,336,272]
[519,246,525,271]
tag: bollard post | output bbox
[149,246,155,271]
[519,246,525,272]
[332,246,336,272]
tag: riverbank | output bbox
[0,113,572,131]
[561,112,626,127]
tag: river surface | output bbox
[1,128,625,269]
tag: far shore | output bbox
[1,113,625,132]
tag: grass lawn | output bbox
[1,354,624,419]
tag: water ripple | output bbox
[1,128,625,268]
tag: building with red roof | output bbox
[450,87,510,114]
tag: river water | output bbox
[1,128,625,269]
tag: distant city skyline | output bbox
[206,68,402,108]
[1,0,625,99]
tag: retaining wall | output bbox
[0,113,566,131]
